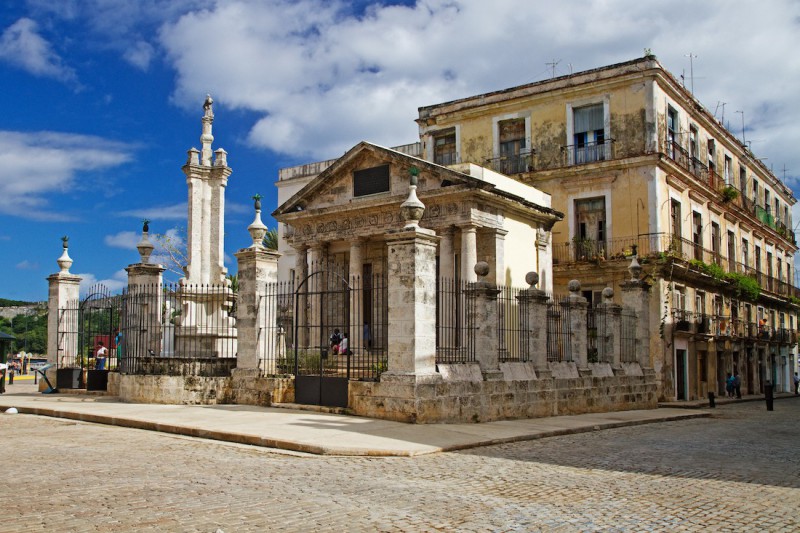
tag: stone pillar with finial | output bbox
[516,271,550,372]
[564,280,589,369]
[125,221,166,364]
[235,194,281,372]
[466,261,503,379]
[621,251,652,369]
[597,287,622,367]
[383,166,440,382]
[46,237,82,379]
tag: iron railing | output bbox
[497,284,525,363]
[120,283,237,376]
[562,139,614,166]
[546,295,573,362]
[436,277,476,364]
[486,152,534,174]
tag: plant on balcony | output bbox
[688,259,725,280]
[721,185,739,203]
[723,272,761,302]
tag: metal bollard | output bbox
[765,383,774,411]
[708,391,716,408]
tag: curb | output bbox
[1,403,711,457]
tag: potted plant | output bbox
[721,185,739,203]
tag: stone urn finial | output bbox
[57,236,73,273]
[137,220,155,263]
[568,279,581,295]
[247,193,268,248]
[628,254,642,281]
[525,271,539,289]
[400,166,425,229]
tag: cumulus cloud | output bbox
[104,231,140,250]
[123,40,155,70]
[0,131,131,220]
[154,0,800,183]
[0,18,78,85]
[118,203,188,221]
[78,269,128,296]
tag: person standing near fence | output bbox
[114,329,123,369]
[95,341,108,370]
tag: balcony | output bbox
[486,152,533,175]
[562,139,614,166]
[670,310,796,345]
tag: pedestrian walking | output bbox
[793,372,799,395]
[725,372,735,398]
[733,373,741,399]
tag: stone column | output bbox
[565,280,589,368]
[349,238,365,355]
[383,227,439,379]
[46,239,81,372]
[536,228,553,293]
[466,262,502,379]
[294,245,308,346]
[517,272,550,370]
[620,256,652,368]
[439,227,455,280]
[460,223,478,282]
[597,287,622,366]
[479,228,507,285]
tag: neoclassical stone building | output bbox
[273,141,562,290]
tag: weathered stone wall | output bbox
[349,362,657,423]
[114,371,293,407]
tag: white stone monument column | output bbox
[466,262,503,379]
[565,280,589,369]
[46,238,81,380]
[439,227,455,280]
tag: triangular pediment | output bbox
[273,142,478,217]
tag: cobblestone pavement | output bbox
[2,399,799,532]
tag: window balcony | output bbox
[562,139,614,166]
[434,151,461,166]
[486,152,533,174]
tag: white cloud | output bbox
[0,131,131,220]
[16,260,39,270]
[0,18,78,85]
[154,0,800,185]
[104,231,140,250]
[117,203,187,221]
[123,40,155,70]
[77,269,128,296]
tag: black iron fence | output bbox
[497,284,525,363]
[547,295,573,362]
[620,309,638,363]
[120,282,237,376]
[56,284,122,372]
[436,277,476,364]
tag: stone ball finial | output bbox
[525,271,539,288]
[474,261,489,279]
[602,287,614,302]
[568,279,581,294]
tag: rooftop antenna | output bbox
[680,70,686,88]
[684,52,697,94]
[781,164,789,183]
[568,63,573,75]
[735,110,745,145]
[546,59,561,79]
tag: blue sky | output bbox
[1,0,799,302]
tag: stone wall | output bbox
[113,371,293,407]
[349,362,657,423]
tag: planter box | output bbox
[57,368,83,389]
[86,369,109,391]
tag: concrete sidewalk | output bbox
[1,382,710,456]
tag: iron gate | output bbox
[288,268,388,408]
[56,284,121,390]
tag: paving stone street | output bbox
[2,399,799,532]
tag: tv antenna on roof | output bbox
[546,59,561,79]
[714,101,726,123]
[684,52,697,94]
[735,110,745,145]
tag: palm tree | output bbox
[263,227,279,250]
